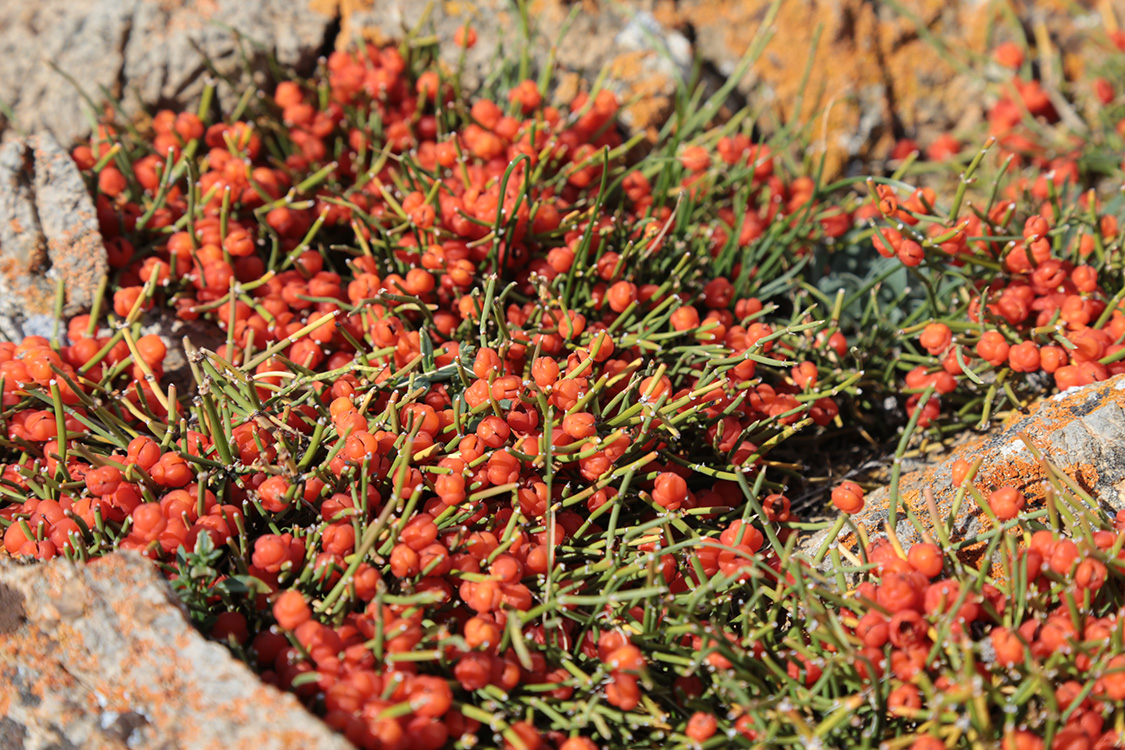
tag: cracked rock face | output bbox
[797,374,1125,577]
[0,552,352,750]
[0,1,333,147]
[0,133,106,340]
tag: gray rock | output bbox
[797,375,1125,576]
[340,0,691,137]
[0,0,334,146]
[0,133,106,340]
[339,0,512,92]
[1,0,694,150]
[0,552,352,750]
[615,11,693,81]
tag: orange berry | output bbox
[950,458,971,487]
[1102,655,1125,701]
[454,24,477,49]
[670,305,700,331]
[679,145,710,173]
[259,476,292,513]
[607,281,637,313]
[652,472,688,511]
[919,323,952,355]
[987,486,1025,521]
[1049,539,1079,576]
[907,542,943,578]
[562,412,596,440]
[85,465,122,496]
[409,675,453,718]
[791,361,818,389]
[685,712,718,742]
[831,481,864,514]
[976,331,1010,367]
[273,589,311,630]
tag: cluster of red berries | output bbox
[867,36,1125,433]
[5,20,1125,750]
[905,210,1125,396]
[4,35,840,750]
[0,323,190,560]
[844,518,1125,750]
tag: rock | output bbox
[798,374,1125,574]
[324,0,1125,173]
[324,0,513,92]
[0,552,352,750]
[3,0,1121,175]
[329,0,692,139]
[652,0,983,177]
[607,10,693,138]
[0,0,334,147]
[0,133,106,340]
[656,0,1122,177]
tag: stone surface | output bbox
[0,133,106,340]
[326,0,1125,173]
[325,0,692,139]
[654,0,1125,176]
[0,0,333,147]
[0,552,352,750]
[798,374,1125,574]
[4,0,1121,177]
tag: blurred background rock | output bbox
[3,0,1121,180]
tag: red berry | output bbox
[273,589,311,630]
[831,481,864,514]
[987,486,1025,521]
[652,472,688,511]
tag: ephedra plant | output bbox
[5,4,1125,748]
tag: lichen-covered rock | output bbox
[0,0,333,147]
[0,552,352,750]
[3,0,1120,175]
[656,0,1121,176]
[327,0,691,139]
[798,375,1125,573]
[0,133,106,339]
